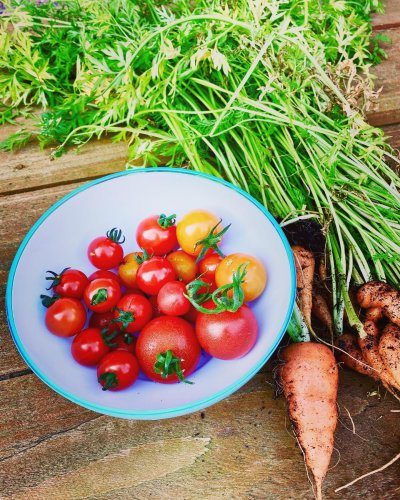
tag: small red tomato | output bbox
[149,295,162,318]
[136,316,201,384]
[199,253,223,282]
[136,257,176,295]
[196,305,258,359]
[84,278,121,313]
[97,351,139,391]
[46,268,88,299]
[71,328,110,366]
[111,333,137,354]
[136,214,178,256]
[113,293,153,333]
[157,281,190,316]
[183,305,199,324]
[45,298,86,337]
[88,269,121,284]
[89,311,115,330]
[88,228,125,270]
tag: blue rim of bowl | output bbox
[6,167,295,419]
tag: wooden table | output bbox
[1,3,399,498]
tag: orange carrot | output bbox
[357,281,400,326]
[379,323,400,388]
[312,292,333,332]
[365,307,383,322]
[358,320,400,392]
[336,333,378,380]
[292,246,315,327]
[279,342,338,500]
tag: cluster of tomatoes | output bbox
[41,209,267,391]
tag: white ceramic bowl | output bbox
[6,168,295,419]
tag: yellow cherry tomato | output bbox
[166,250,198,283]
[176,209,222,257]
[215,253,267,302]
[118,252,143,288]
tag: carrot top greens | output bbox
[1,0,399,336]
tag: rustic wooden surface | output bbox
[1,3,399,498]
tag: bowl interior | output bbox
[7,169,294,418]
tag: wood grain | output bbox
[0,3,399,498]
[0,370,398,499]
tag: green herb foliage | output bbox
[1,0,399,336]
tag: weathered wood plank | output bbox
[382,122,400,150]
[0,370,398,499]
[0,134,129,196]
[372,0,400,30]
[368,28,400,127]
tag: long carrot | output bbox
[336,333,378,380]
[279,342,338,500]
[358,320,400,392]
[292,246,315,328]
[379,323,400,388]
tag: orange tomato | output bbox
[166,250,198,283]
[176,210,221,257]
[118,252,143,288]
[215,253,267,302]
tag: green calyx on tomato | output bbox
[186,264,247,314]
[101,326,119,347]
[154,350,193,384]
[113,307,135,331]
[45,267,70,290]
[91,288,108,306]
[194,220,231,262]
[40,293,60,308]
[98,371,119,391]
[106,227,125,244]
[185,275,211,304]
[157,213,176,228]
[134,247,153,264]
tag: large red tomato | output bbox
[195,305,258,359]
[136,316,201,383]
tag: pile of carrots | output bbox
[278,245,400,499]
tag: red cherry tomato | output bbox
[88,269,121,284]
[45,298,86,337]
[136,214,178,256]
[97,351,139,391]
[88,228,125,270]
[195,305,258,359]
[157,281,190,316]
[111,333,137,354]
[71,328,110,366]
[113,293,153,333]
[136,257,176,295]
[88,311,114,330]
[183,305,199,324]
[199,253,223,282]
[149,295,162,318]
[136,316,201,383]
[46,268,88,299]
[84,278,121,313]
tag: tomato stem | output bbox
[101,327,119,347]
[40,293,60,308]
[113,307,135,331]
[98,372,119,391]
[154,350,193,384]
[158,213,176,228]
[45,267,70,290]
[194,220,231,263]
[135,248,153,264]
[185,264,247,314]
[91,288,108,305]
[106,227,125,244]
